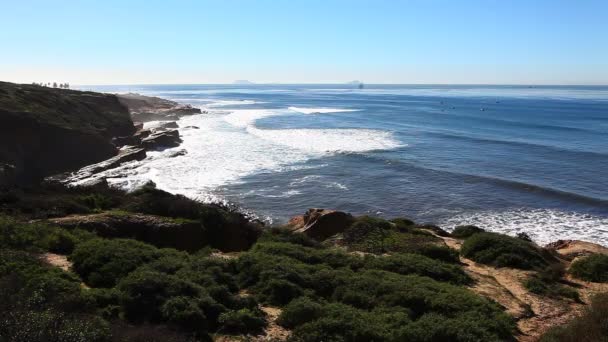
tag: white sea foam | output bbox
[247,127,402,153]
[71,101,399,206]
[223,109,280,127]
[288,106,359,114]
[440,208,608,246]
[208,100,261,107]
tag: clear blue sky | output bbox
[1,0,607,84]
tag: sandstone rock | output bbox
[288,208,355,240]
[546,239,608,260]
[141,129,182,150]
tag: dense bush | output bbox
[0,250,111,342]
[0,215,84,253]
[569,253,608,282]
[461,232,553,269]
[524,277,580,302]
[541,293,608,342]
[70,238,160,287]
[218,308,267,334]
[451,225,485,238]
[0,182,125,219]
[341,216,459,262]
[362,253,471,285]
[276,297,323,328]
[238,237,515,341]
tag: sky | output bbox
[1,0,607,85]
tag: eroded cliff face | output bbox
[0,82,134,184]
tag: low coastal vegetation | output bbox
[0,182,518,341]
[460,231,556,270]
[540,293,608,342]
[569,253,608,283]
[0,181,606,341]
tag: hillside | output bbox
[0,82,134,184]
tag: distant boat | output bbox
[358,83,364,89]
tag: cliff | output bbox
[0,81,135,184]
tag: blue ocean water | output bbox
[82,84,608,244]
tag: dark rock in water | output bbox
[153,121,179,130]
[0,81,134,184]
[56,146,147,184]
[288,208,355,240]
[141,129,182,150]
[167,149,187,158]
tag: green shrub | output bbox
[78,193,115,211]
[524,277,580,302]
[540,293,608,342]
[117,269,224,328]
[342,216,456,260]
[0,216,74,252]
[395,311,514,342]
[0,310,111,342]
[460,232,552,270]
[277,297,323,328]
[362,253,471,285]
[259,227,320,247]
[569,254,608,282]
[451,225,485,238]
[258,279,305,306]
[161,296,207,332]
[218,308,267,334]
[70,238,160,287]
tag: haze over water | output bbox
[83,84,608,245]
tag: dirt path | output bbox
[434,234,608,341]
[41,252,72,271]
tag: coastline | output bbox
[1,81,607,341]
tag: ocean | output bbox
[80,84,608,245]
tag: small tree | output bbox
[53,82,57,88]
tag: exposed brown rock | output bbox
[430,231,608,342]
[545,239,608,260]
[288,208,355,240]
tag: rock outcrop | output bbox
[50,212,206,252]
[140,129,182,150]
[0,81,134,183]
[288,208,355,240]
[117,93,202,122]
[57,146,147,184]
[546,239,608,260]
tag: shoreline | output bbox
[52,89,608,247]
